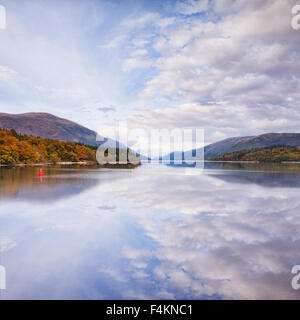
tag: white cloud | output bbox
[122,57,153,71]
[0,0,126,128]
[126,101,300,145]
[1,0,299,143]
[99,268,127,283]
[131,37,150,48]
[115,0,300,143]
[130,49,148,57]
[0,237,16,252]
[122,12,174,30]
[96,165,300,299]
[175,0,209,15]
[98,34,128,50]
[0,65,18,81]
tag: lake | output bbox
[0,162,300,299]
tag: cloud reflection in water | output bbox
[0,163,300,299]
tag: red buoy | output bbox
[38,169,44,177]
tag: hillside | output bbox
[204,133,300,158]
[0,112,100,146]
[0,128,96,164]
[162,133,300,161]
[0,128,140,166]
[209,146,300,162]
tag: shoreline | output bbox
[0,161,141,169]
[206,160,300,164]
[205,160,259,163]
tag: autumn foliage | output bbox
[0,128,96,164]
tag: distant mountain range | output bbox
[2,113,300,161]
[163,133,300,161]
[0,112,121,147]
[204,133,300,158]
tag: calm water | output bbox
[1,162,300,300]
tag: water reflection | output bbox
[206,162,300,188]
[0,166,99,201]
[0,164,300,299]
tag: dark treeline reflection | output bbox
[0,166,101,201]
[204,161,300,171]
[205,162,300,188]
[169,161,300,188]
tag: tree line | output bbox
[0,128,97,164]
[209,145,300,162]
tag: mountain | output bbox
[204,133,300,158]
[0,112,118,147]
[162,133,300,161]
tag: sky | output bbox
[0,0,300,145]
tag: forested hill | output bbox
[209,146,300,162]
[0,128,139,165]
[204,133,300,158]
[0,128,96,164]
[162,133,300,161]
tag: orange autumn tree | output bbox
[0,128,97,164]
